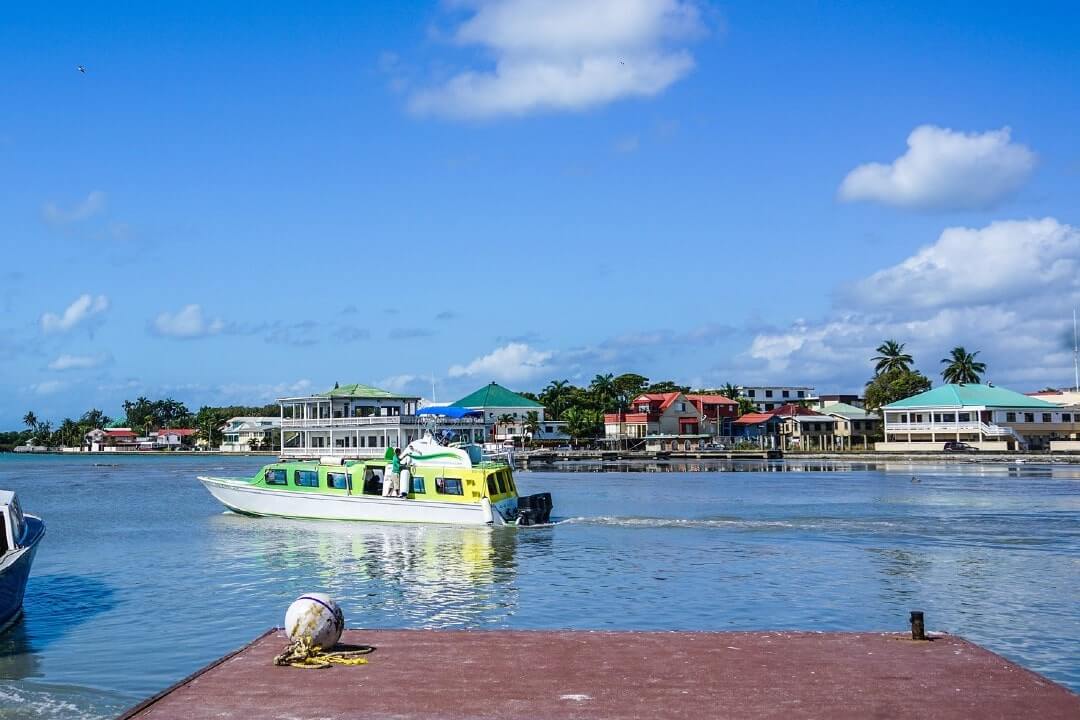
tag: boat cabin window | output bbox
[435,477,463,496]
[411,476,426,494]
[506,473,516,494]
[327,472,348,490]
[496,473,507,494]
[363,469,383,495]
[0,513,8,554]
[487,475,498,496]
[265,469,288,485]
[9,497,25,543]
[294,469,319,487]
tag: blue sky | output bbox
[3,0,1079,426]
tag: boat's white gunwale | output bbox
[197,475,488,511]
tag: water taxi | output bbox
[198,435,552,526]
[1,490,45,633]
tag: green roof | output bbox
[884,384,1060,410]
[452,382,543,409]
[819,402,878,419]
[317,383,411,399]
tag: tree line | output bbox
[865,341,987,411]
[4,398,279,451]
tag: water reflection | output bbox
[205,515,520,628]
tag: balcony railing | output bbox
[281,416,483,429]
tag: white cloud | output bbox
[448,342,554,382]
[41,294,109,333]
[48,353,110,371]
[839,125,1036,210]
[42,190,107,225]
[30,380,66,395]
[151,304,225,339]
[743,218,1080,390]
[379,374,423,393]
[215,379,313,401]
[410,0,703,118]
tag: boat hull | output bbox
[198,477,505,526]
[0,516,45,634]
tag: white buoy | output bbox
[284,593,344,649]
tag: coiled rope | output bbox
[273,635,373,669]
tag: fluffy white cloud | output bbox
[745,218,1080,389]
[30,380,66,395]
[448,342,554,382]
[48,353,110,371]
[848,218,1079,309]
[41,294,109,333]
[410,0,703,118]
[216,379,313,401]
[42,190,106,225]
[379,374,424,393]
[839,125,1036,210]
[151,304,225,339]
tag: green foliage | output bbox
[737,397,757,416]
[872,340,914,375]
[645,380,690,393]
[589,373,617,413]
[721,383,739,400]
[612,373,649,409]
[563,406,603,440]
[539,380,572,420]
[864,368,932,411]
[941,346,986,384]
[123,397,193,433]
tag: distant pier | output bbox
[119,628,1079,719]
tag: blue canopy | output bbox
[415,406,482,419]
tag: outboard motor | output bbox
[516,492,553,526]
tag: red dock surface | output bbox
[121,629,1080,719]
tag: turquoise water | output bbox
[0,455,1078,718]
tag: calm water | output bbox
[1,455,1078,718]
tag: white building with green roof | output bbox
[452,382,569,444]
[278,383,485,459]
[878,383,1079,452]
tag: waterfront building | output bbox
[771,403,838,451]
[686,394,739,435]
[604,392,704,440]
[732,412,782,448]
[453,382,568,443]
[148,428,197,450]
[807,394,865,410]
[819,403,880,450]
[737,385,815,412]
[878,383,1079,452]
[220,416,280,452]
[279,383,484,459]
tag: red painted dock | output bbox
[121,629,1080,719]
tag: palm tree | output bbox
[590,373,616,412]
[721,383,739,400]
[524,411,540,446]
[872,340,913,375]
[23,411,37,431]
[941,347,986,384]
[540,380,570,420]
[497,413,516,443]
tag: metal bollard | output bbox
[910,610,926,641]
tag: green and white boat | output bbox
[198,434,552,526]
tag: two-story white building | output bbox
[877,383,1079,452]
[451,382,569,444]
[220,416,280,452]
[737,385,815,412]
[279,383,485,459]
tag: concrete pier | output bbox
[120,629,1079,719]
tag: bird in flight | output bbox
[77,65,86,73]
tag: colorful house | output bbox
[604,392,704,439]
[771,404,838,450]
[819,403,880,450]
[452,382,568,443]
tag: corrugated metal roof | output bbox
[452,382,543,409]
[317,383,408,399]
[819,402,878,419]
[885,384,1060,410]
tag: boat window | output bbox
[506,473,516,494]
[496,473,507,494]
[0,513,7,554]
[327,472,348,490]
[411,476,426,494]
[9,498,25,543]
[294,469,319,487]
[435,477,463,496]
[265,468,288,485]
[363,469,383,495]
[487,475,498,496]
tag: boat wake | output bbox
[554,516,798,530]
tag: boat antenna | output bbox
[431,372,436,403]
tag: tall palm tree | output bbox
[721,383,739,400]
[590,373,616,412]
[941,347,986,384]
[23,411,38,431]
[541,380,570,420]
[872,340,913,375]
[496,413,516,442]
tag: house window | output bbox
[765,404,774,411]
[747,390,756,397]
[1024,413,1035,423]
[1042,413,1052,423]
[942,413,955,423]
[1006,412,1016,422]
[765,390,773,398]
[327,472,348,490]
[958,413,970,422]
[294,469,319,487]
[1064,413,1072,422]
[782,390,790,398]
[411,476,426,494]
[435,477,464,495]
[265,469,287,485]
[797,391,805,398]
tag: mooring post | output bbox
[910,610,926,640]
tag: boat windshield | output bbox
[0,512,7,554]
[8,497,25,546]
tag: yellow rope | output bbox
[273,635,372,669]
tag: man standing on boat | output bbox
[383,447,403,497]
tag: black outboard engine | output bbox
[516,492,553,526]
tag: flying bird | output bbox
[77,65,86,73]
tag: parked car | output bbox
[943,441,979,453]
[703,443,727,451]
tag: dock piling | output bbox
[910,610,926,640]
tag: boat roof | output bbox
[0,489,14,506]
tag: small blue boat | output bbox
[0,490,45,634]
